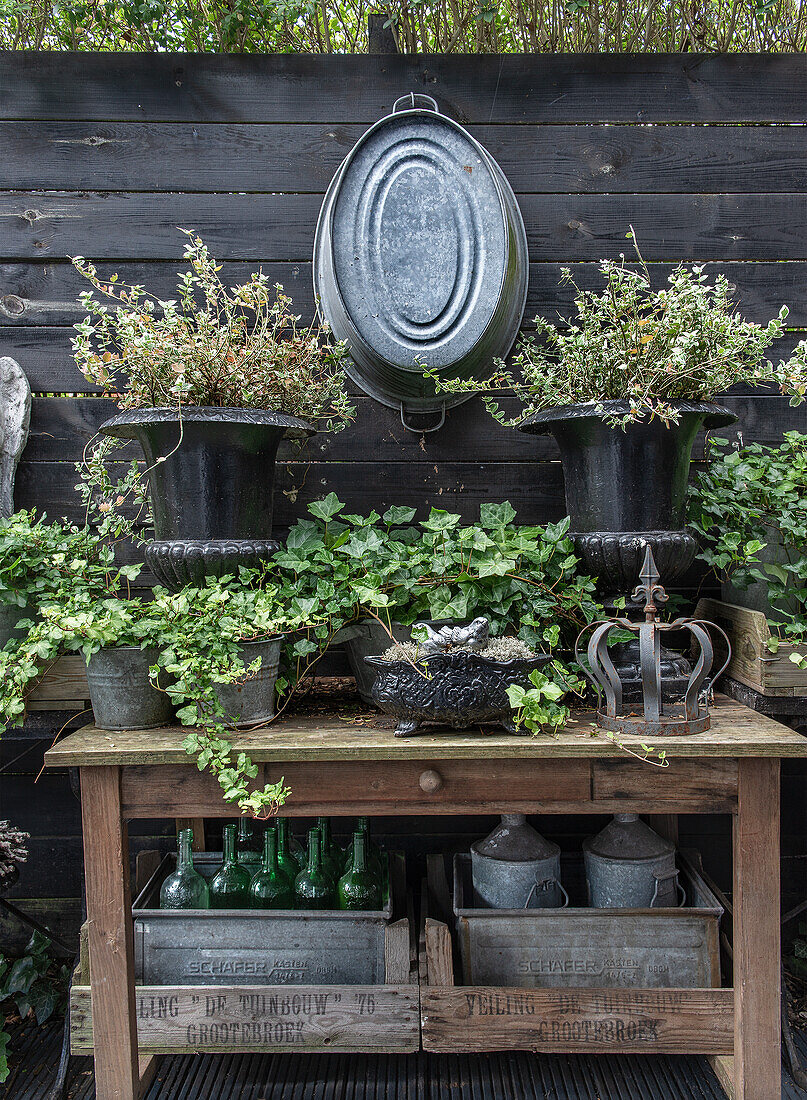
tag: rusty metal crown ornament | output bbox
[576,546,732,737]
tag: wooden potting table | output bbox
[45,696,807,1100]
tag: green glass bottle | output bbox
[237,818,262,866]
[276,818,301,882]
[250,828,294,910]
[294,827,336,910]
[160,828,210,910]
[345,817,384,878]
[279,817,305,863]
[210,824,252,909]
[317,817,344,881]
[338,832,382,911]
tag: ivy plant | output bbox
[0,510,132,614]
[0,932,69,1084]
[689,432,807,668]
[0,568,303,818]
[271,495,599,662]
[267,495,601,732]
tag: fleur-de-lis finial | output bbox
[631,545,669,623]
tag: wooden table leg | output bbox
[733,757,781,1100]
[81,765,140,1100]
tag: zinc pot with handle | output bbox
[213,637,283,729]
[85,646,173,731]
[471,814,567,909]
[583,813,684,909]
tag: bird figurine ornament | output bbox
[416,616,490,656]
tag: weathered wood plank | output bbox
[592,757,738,809]
[6,191,807,262]
[7,121,807,194]
[4,55,807,124]
[22,392,805,466]
[69,982,420,1055]
[13,458,568,527]
[42,697,807,770]
[424,919,454,988]
[420,986,735,1054]
[733,758,781,1099]
[697,598,807,698]
[5,260,807,329]
[25,655,88,706]
[384,919,412,984]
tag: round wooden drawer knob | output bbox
[419,769,443,794]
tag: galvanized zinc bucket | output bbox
[314,94,529,431]
[471,814,567,909]
[214,637,282,728]
[583,813,685,909]
[85,646,173,731]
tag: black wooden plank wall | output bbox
[1,53,806,943]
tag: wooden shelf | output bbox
[44,695,807,769]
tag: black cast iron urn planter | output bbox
[520,398,736,697]
[100,406,313,589]
[519,399,736,599]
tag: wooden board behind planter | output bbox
[26,655,89,711]
[696,598,807,698]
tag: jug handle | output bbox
[650,869,686,908]
[393,93,440,114]
[524,877,569,909]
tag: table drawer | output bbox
[121,758,592,817]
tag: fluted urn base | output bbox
[146,539,282,590]
[572,530,697,598]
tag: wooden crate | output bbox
[70,854,420,1056]
[418,855,734,1056]
[696,598,807,698]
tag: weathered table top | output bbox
[43,696,807,768]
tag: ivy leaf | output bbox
[307,494,344,522]
[544,517,571,542]
[479,501,517,529]
[421,509,462,532]
[383,505,417,526]
[3,956,36,997]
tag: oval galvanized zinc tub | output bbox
[314,94,528,430]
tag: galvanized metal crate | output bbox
[453,853,723,989]
[133,852,393,987]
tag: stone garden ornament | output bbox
[0,356,31,518]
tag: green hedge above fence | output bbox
[2,0,806,54]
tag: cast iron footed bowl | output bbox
[364,650,553,737]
